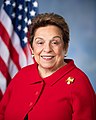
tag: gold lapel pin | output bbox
[66,77,75,85]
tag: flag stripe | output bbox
[0,72,6,94]
[0,57,11,85]
[0,7,14,38]
[0,22,21,70]
[0,36,10,66]
[0,36,19,79]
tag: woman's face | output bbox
[32,25,67,71]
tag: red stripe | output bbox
[23,43,31,63]
[0,57,11,86]
[0,22,21,70]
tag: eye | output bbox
[35,38,44,45]
[51,41,59,45]
[37,41,44,44]
[51,36,62,45]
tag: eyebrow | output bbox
[53,36,62,39]
[35,36,62,41]
[35,37,44,41]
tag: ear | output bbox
[64,44,69,57]
[29,45,34,55]
[65,47,68,54]
[64,50,68,57]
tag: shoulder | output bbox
[65,59,95,94]
[72,64,92,89]
[13,63,35,79]
[69,65,95,105]
[19,62,36,73]
[66,59,91,84]
[7,63,37,88]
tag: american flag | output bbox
[0,0,38,99]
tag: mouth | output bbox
[41,55,54,60]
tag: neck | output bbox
[38,62,67,78]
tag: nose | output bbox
[43,42,52,52]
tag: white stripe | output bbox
[0,37,10,65]
[0,72,7,94]
[8,59,19,78]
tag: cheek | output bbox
[32,48,43,58]
[55,47,65,55]
[33,50,39,55]
[32,45,40,54]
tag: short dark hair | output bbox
[29,13,70,49]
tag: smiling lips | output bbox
[41,55,54,60]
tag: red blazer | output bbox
[0,59,96,120]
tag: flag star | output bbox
[12,2,16,7]
[18,15,22,20]
[30,10,36,16]
[28,19,31,25]
[17,25,22,31]
[23,27,28,33]
[33,1,38,7]
[18,4,23,10]
[24,17,28,23]
[23,37,28,43]
[25,7,28,12]
[12,13,15,18]
[5,0,11,5]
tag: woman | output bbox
[0,13,96,120]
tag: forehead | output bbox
[34,25,63,38]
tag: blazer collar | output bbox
[29,59,76,86]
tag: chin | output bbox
[41,64,56,69]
